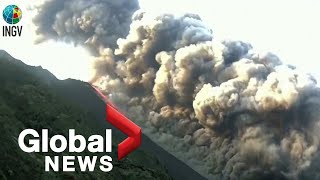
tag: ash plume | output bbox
[34,3,320,180]
[33,0,139,54]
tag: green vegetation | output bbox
[0,51,172,180]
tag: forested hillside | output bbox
[0,50,172,180]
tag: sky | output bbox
[0,0,319,82]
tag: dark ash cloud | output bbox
[34,3,320,179]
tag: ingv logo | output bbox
[2,5,23,37]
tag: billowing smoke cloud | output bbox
[33,0,139,54]
[34,2,320,179]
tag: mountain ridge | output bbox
[0,50,207,180]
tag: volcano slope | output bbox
[0,50,206,180]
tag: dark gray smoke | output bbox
[33,0,139,54]
[34,3,320,179]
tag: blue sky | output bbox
[0,0,319,82]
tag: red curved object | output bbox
[90,84,142,160]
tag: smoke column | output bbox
[34,1,320,179]
[33,0,139,54]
